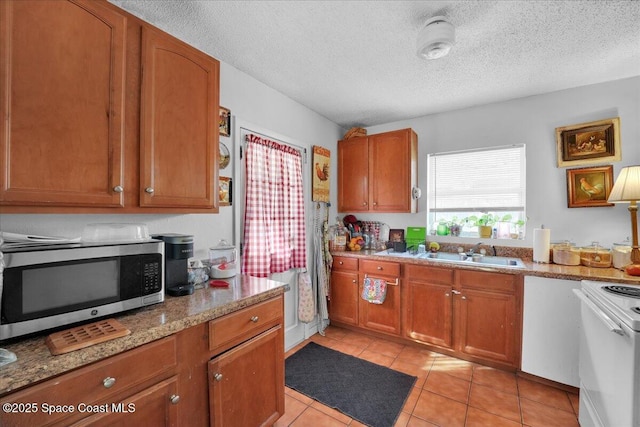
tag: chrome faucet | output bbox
[467,243,483,257]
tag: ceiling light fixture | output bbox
[417,16,455,60]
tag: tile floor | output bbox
[277,326,579,427]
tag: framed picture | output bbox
[219,176,232,206]
[219,107,231,137]
[555,117,621,167]
[566,165,614,208]
[311,145,330,202]
[389,229,404,242]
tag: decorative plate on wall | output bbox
[219,142,230,169]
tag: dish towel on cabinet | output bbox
[361,277,387,304]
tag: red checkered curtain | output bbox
[242,134,307,277]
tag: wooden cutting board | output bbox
[45,318,131,355]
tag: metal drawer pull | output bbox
[113,185,124,193]
[377,266,383,270]
[103,377,116,388]
[170,395,180,405]
[363,274,398,286]
[250,316,259,323]
[214,373,223,382]
[145,187,154,194]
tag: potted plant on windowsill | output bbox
[476,214,497,238]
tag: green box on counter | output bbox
[406,227,426,249]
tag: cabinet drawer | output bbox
[209,297,283,354]
[360,259,400,277]
[0,336,177,427]
[458,270,516,293]
[332,256,358,271]
[406,264,454,284]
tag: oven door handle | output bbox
[573,289,625,336]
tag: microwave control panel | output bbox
[142,256,162,295]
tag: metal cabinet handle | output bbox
[377,266,383,270]
[250,316,259,323]
[363,202,367,206]
[145,187,154,194]
[113,185,123,193]
[170,395,180,405]
[214,373,223,382]
[373,202,377,206]
[339,261,344,265]
[352,279,357,283]
[451,290,461,295]
[461,296,467,300]
[445,293,450,297]
[103,377,116,388]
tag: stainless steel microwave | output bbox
[0,241,164,341]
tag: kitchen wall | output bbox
[359,76,640,249]
[0,62,343,260]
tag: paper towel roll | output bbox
[533,228,551,263]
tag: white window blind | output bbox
[427,145,526,212]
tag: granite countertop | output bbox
[333,249,640,285]
[0,275,289,395]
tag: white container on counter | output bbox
[208,240,237,278]
[613,243,632,270]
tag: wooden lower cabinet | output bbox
[0,337,178,427]
[404,265,522,369]
[208,326,284,427]
[329,257,359,325]
[358,259,402,335]
[330,256,402,336]
[404,265,455,349]
[456,270,522,367]
[72,376,179,426]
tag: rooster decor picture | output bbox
[312,146,331,202]
[567,165,615,208]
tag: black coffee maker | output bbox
[152,233,194,296]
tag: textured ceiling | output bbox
[109,0,640,129]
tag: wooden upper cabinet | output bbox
[338,136,369,212]
[140,26,219,209]
[0,0,126,207]
[338,129,417,213]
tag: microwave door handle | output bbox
[573,289,625,336]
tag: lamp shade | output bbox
[608,165,640,203]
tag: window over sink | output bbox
[426,144,526,239]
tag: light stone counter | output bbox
[0,275,288,395]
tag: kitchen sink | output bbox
[374,250,525,268]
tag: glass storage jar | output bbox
[580,242,612,268]
[552,241,581,266]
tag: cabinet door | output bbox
[0,0,126,207]
[456,288,518,366]
[208,326,284,427]
[337,136,369,212]
[329,270,359,325]
[404,280,453,348]
[140,26,219,209]
[72,377,179,427]
[369,129,417,212]
[358,274,401,335]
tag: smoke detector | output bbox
[417,16,455,60]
